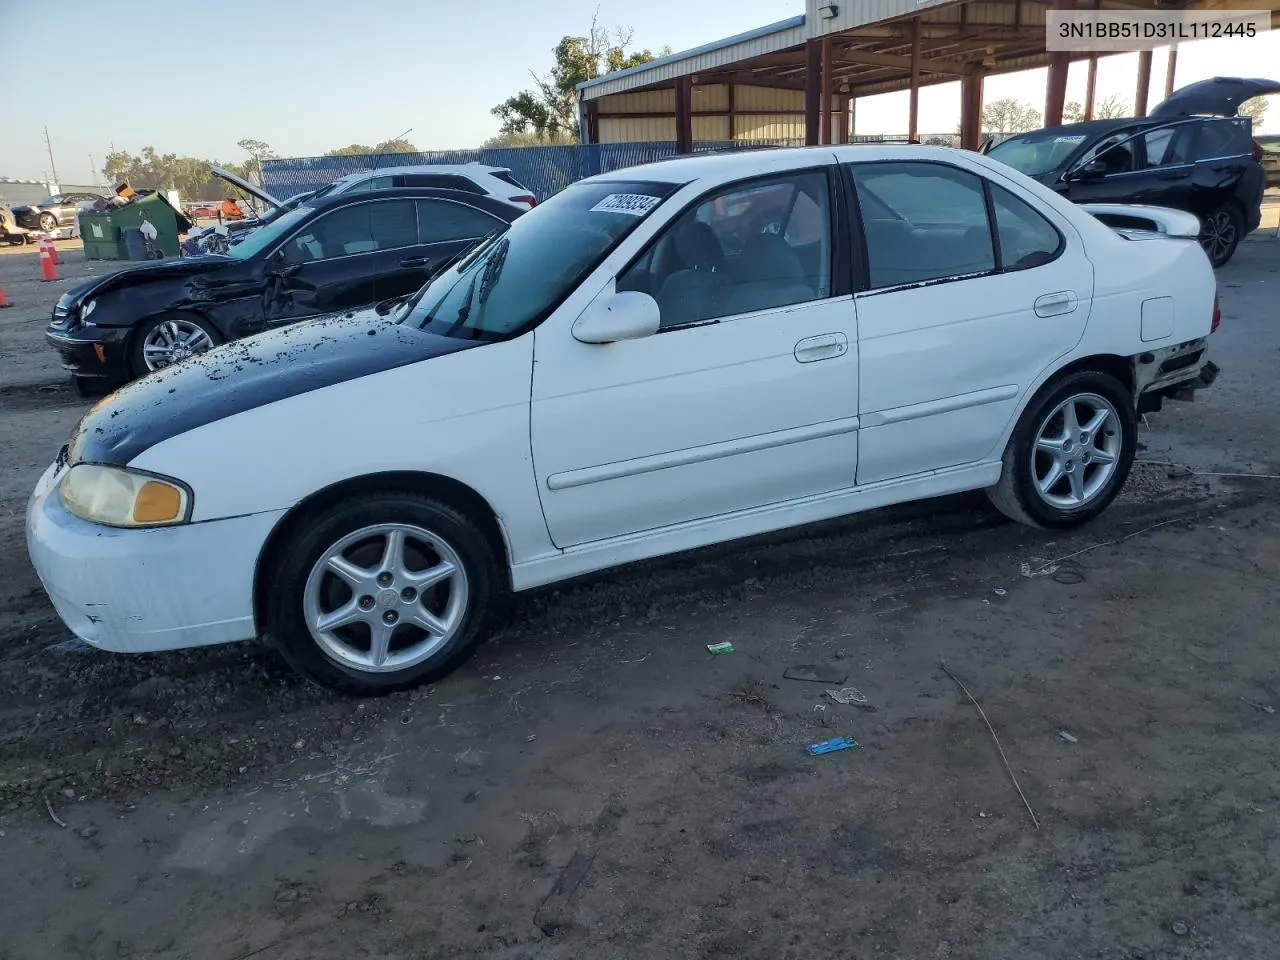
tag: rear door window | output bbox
[416,199,505,245]
[1193,119,1251,160]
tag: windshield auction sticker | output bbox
[589,194,662,216]
[1047,10,1269,50]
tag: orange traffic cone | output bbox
[49,240,60,266]
[0,286,11,307]
[39,238,60,282]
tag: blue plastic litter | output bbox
[806,736,858,756]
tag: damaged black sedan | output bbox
[46,188,521,391]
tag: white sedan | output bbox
[26,145,1219,693]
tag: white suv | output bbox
[212,163,537,216]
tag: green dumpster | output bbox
[77,192,191,261]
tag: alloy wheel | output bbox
[1030,392,1123,509]
[302,523,470,674]
[142,318,216,370]
[1200,210,1236,263]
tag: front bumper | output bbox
[26,460,287,654]
[44,321,132,382]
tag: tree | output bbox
[1240,96,1268,131]
[1061,93,1129,124]
[326,143,377,156]
[482,130,578,149]
[1094,93,1131,119]
[492,12,670,140]
[373,138,418,154]
[981,99,1043,137]
[236,138,276,186]
[102,147,255,200]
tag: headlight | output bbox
[78,299,97,323]
[58,464,192,528]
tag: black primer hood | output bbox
[67,309,482,467]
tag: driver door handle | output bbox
[400,256,430,268]
[794,332,848,363]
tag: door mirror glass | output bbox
[572,291,661,344]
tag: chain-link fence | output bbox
[259,135,979,202]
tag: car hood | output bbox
[1151,76,1280,117]
[65,256,235,301]
[210,165,281,209]
[66,308,482,467]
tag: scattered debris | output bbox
[526,734,537,742]
[1021,561,1059,579]
[993,587,1008,596]
[44,796,67,828]
[939,660,1040,831]
[784,664,849,684]
[706,642,735,655]
[1022,516,1194,580]
[806,736,857,756]
[1239,696,1276,715]
[1172,920,1189,937]
[826,686,873,709]
[1059,730,1079,744]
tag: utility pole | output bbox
[89,154,97,188]
[44,126,60,188]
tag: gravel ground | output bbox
[0,238,1278,959]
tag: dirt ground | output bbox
[1,234,1279,960]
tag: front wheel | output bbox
[38,212,57,233]
[1199,204,1242,268]
[987,370,1137,529]
[264,493,506,694]
[130,313,221,376]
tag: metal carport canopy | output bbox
[577,0,1280,148]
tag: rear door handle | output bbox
[1034,292,1077,318]
[399,256,429,268]
[794,332,848,363]
[1157,172,1189,180]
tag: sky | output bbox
[4,0,1278,186]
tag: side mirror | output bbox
[1069,159,1108,181]
[572,291,661,344]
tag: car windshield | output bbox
[221,204,314,260]
[987,132,1093,176]
[38,195,66,206]
[400,179,679,340]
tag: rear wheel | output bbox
[987,370,1136,529]
[1199,204,1242,267]
[264,493,506,694]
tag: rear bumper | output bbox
[1135,338,1218,413]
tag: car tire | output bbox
[987,370,1136,529]
[1199,203,1243,268]
[38,213,57,233]
[129,312,222,377]
[264,492,507,695]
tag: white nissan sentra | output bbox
[27,146,1219,693]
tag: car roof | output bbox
[301,186,521,219]
[336,163,511,184]
[1006,117,1166,140]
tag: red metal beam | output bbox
[908,18,921,140]
[1134,48,1152,116]
[1044,0,1075,127]
[1084,54,1097,119]
[820,36,833,144]
[675,76,693,153]
[805,39,822,146]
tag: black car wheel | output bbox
[129,313,222,376]
[264,492,507,694]
[38,212,57,233]
[987,370,1137,529]
[1199,204,1243,267]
